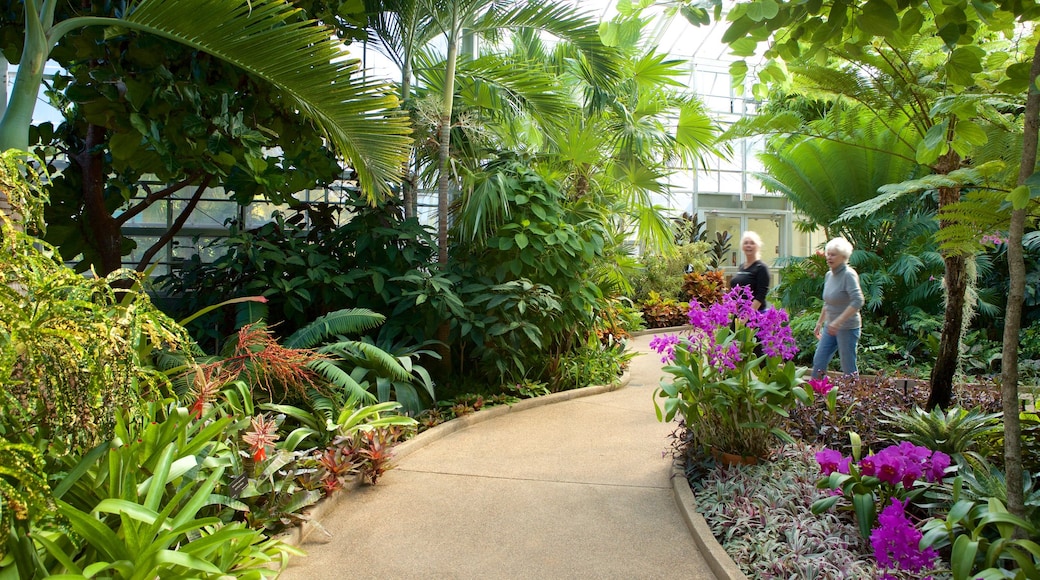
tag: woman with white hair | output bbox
[729,230,770,311]
[812,237,864,378]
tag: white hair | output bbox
[825,237,854,259]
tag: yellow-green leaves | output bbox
[917,120,950,165]
[1007,185,1030,210]
[946,46,985,86]
[856,0,899,38]
[747,0,781,22]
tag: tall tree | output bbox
[364,0,618,265]
[700,0,1033,409]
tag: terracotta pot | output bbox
[711,447,759,467]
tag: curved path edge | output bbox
[278,349,747,580]
[276,374,632,549]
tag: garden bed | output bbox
[679,374,1020,578]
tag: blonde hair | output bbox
[741,231,763,259]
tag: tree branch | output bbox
[115,170,204,226]
[134,173,213,272]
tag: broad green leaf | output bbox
[947,46,984,86]
[917,122,949,165]
[1008,61,1033,80]
[747,0,780,22]
[680,4,711,26]
[109,131,141,161]
[947,499,975,524]
[811,495,840,514]
[1008,185,1030,210]
[59,500,129,561]
[954,121,987,146]
[857,0,899,37]
[147,549,223,574]
[899,7,923,34]
[95,499,161,526]
[951,534,979,580]
[515,232,529,249]
[852,493,876,540]
[729,60,749,91]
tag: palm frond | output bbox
[283,308,386,349]
[470,0,622,86]
[320,341,411,381]
[106,0,412,197]
[454,54,574,131]
[306,359,374,403]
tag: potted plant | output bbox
[652,286,810,462]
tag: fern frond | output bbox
[719,111,806,141]
[935,189,1010,255]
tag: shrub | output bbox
[639,291,689,328]
[629,242,712,303]
[681,269,725,305]
[0,223,190,453]
[156,199,455,347]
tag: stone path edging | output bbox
[671,462,749,580]
[281,374,634,548]
[279,362,748,580]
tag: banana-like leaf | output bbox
[324,340,412,380]
[305,359,375,403]
[284,308,386,349]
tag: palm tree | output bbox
[365,0,619,265]
[0,0,412,207]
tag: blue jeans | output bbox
[813,326,861,378]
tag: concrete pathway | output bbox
[279,333,725,580]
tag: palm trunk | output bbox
[0,6,49,228]
[0,14,46,153]
[432,15,461,375]
[435,22,459,266]
[401,55,418,220]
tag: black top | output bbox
[729,260,770,310]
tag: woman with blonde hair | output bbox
[729,231,770,311]
[812,237,864,378]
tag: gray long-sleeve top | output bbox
[822,264,864,330]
